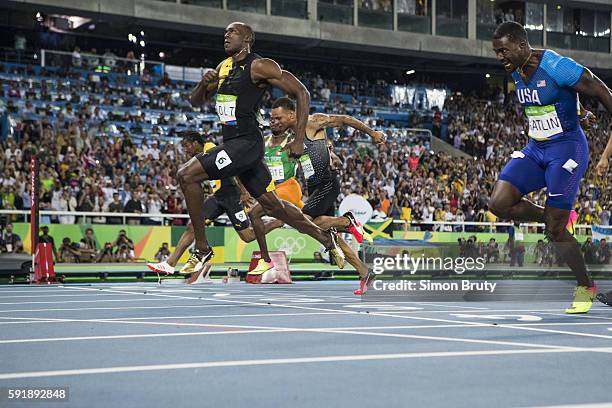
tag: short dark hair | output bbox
[241,23,255,47]
[272,97,296,112]
[181,130,205,144]
[493,21,528,43]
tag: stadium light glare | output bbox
[140,40,145,47]
[159,52,165,58]
[140,30,145,36]
[406,69,415,75]
[485,73,491,78]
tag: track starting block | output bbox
[246,251,292,284]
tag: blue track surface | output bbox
[0,281,611,408]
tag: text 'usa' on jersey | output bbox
[511,49,584,141]
[215,53,266,142]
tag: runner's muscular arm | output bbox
[190,62,222,106]
[307,113,386,144]
[251,58,310,158]
[573,68,612,175]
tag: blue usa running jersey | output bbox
[512,49,584,141]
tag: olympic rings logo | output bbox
[273,236,307,255]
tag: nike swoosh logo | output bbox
[548,193,564,197]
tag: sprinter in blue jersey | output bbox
[490,22,612,314]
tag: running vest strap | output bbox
[264,134,296,183]
[216,53,266,141]
[303,137,332,188]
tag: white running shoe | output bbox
[146,261,176,275]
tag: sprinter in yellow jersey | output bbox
[181,22,345,272]
[147,131,283,275]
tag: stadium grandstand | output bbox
[0,0,611,407]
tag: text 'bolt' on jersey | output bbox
[511,49,584,141]
[215,53,266,142]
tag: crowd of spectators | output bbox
[0,53,610,239]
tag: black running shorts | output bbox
[302,175,340,218]
[196,137,274,199]
[202,194,250,231]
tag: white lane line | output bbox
[0,312,344,325]
[408,302,490,310]
[0,317,575,352]
[2,348,610,380]
[306,329,581,350]
[537,312,612,321]
[68,286,612,345]
[0,298,193,306]
[0,316,289,331]
[523,403,612,408]
[0,329,297,344]
[0,293,143,299]
[0,304,243,313]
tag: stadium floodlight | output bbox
[406,69,415,75]
[159,52,165,58]
[485,73,491,78]
[140,40,145,47]
[140,30,145,36]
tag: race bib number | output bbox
[525,105,563,140]
[299,155,315,179]
[216,94,237,125]
[215,150,232,170]
[266,158,284,182]
[234,210,247,223]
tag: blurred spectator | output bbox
[107,192,123,224]
[159,72,172,87]
[58,237,80,263]
[81,228,97,251]
[58,188,77,224]
[124,191,145,225]
[155,243,171,262]
[486,238,499,263]
[146,192,164,225]
[97,242,114,263]
[597,239,611,264]
[113,229,135,258]
[582,238,597,264]
[72,46,82,68]
[0,223,23,253]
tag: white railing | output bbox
[0,210,595,235]
[0,209,189,226]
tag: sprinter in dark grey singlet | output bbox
[247,96,386,293]
[301,137,338,217]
